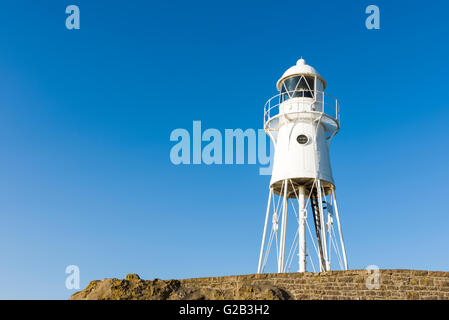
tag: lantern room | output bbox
[277,58,326,98]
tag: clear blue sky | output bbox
[0,0,448,299]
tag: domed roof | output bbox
[276,58,326,90]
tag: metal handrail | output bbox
[264,89,340,132]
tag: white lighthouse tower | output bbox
[257,58,348,273]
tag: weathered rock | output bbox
[70,269,449,300]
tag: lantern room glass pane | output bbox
[280,76,315,101]
[281,76,298,102]
[293,76,315,98]
[284,76,299,93]
[280,84,288,102]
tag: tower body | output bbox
[258,59,348,274]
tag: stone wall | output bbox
[70,269,449,300]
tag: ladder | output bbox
[310,195,327,271]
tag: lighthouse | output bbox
[257,58,348,273]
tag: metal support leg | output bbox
[332,187,348,270]
[317,180,330,271]
[258,188,273,273]
[298,185,306,272]
[278,179,288,273]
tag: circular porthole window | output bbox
[296,134,309,145]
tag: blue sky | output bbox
[0,0,448,299]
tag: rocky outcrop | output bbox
[70,270,449,300]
